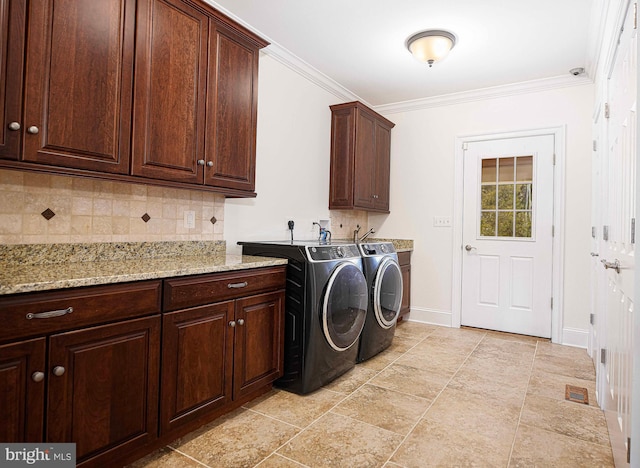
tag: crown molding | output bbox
[374,75,593,115]
[203,0,594,115]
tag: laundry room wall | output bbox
[224,55,367,253]
[369,82,594,346]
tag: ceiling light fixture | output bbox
[405,30,456,67]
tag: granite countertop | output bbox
[0,241,287,296]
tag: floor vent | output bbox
[565,384,589,405]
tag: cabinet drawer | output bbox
[163,267,286,311]
[0,280,162,343]
[397,250,412,266]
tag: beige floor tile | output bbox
[243,387,345,428]
[482,328,546,344]
[447,367,527,409]
[323,364,378,394]
[332,383,430,435]
[533,353,596,381]
[424,387,520,440]
[255,454,309,467]
[278,412,404,468]
[393,349,463,379]
[125,447,204,467]
[527,368,598,407]
[170,408,299,467]
[519,394,610,446]
[474,335,537,358]
[509,423,614,467]
[457,354,532,387]
[393,321,437,340]
[369,363,449,400]
[357,346,403,371]
[391,417,513,467]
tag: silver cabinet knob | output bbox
[32,371,45,382]
[197,159,205,166]
[206,161,213,167]
[27,126,39,134]
[52,366,65,377]
[8,122,20,131]
[237,318,245,326]
[229,320,236,327]
[465,245,475,251]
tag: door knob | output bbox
[237,318,245,326]
[465,245,475,251]
[52,366,65,377]
[207,161,213,167]
[229,320,236,327]
[8,122,20,131]
[27,126,39,134]
[32,371,45,382]
[600,258,621,273]
[197,159,205,166]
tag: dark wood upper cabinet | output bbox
[21,0,136,174]
[131,0,208,183]
[329,101,395,213]
[1,0,268,197]
[0,0,26,160]
[204,22,260,192]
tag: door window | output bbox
[480,156,533,238]
[322,263,367,351]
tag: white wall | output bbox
[370,84,595,341]
[225,56,341,253]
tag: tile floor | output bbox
[129,322,614,468]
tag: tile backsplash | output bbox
[0,169,224,245]
[329,210,369,240]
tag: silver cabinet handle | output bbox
[52,366,65,377]
[197,159,205,166]
[32,372,45,383]
[229,320,236,327]
[601,258,621,273]
[27,126,39,134]
[465,245,475,251]
[207,161,213,167]
[590,252,599,257]
[237,318,245,326]
[8,122,20,131]
[228,282,248,289]
[26,307,73,320]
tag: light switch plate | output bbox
[433,216,452,227]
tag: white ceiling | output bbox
[207,0,595,107]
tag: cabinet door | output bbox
[0,338,46,442]
[131,0,208,183]
[373,122,392,212]
[47,316,160,464]
[205,22,260,193]
[353,110,376,209]
[400,263,411,319]
[329,107,356,209]
[22,0,135,173]
[233,291,284,400]
[0,0,25,160]
[160,301,234,434]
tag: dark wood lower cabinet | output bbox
[0,267,285,467]
[398,250,412,322]
[0,338,46,443]
[47,316,160,466]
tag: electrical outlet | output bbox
[184,210,196,229]
[433,216,452,227]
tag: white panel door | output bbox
[597,2,636,465]
[461,135,554,337]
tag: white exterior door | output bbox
[594,3,636,465]
[461,135,555,337]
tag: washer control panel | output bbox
[307,244,360,262]
[358,242,396,257]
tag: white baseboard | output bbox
[561,327,589,349]
[405,307,452,327]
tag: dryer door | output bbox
[374,258,403,329]
[322,263,368,351]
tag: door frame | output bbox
[452,126,566,344]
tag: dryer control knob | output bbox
[381,244,388,253]
[336,246,345,258]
